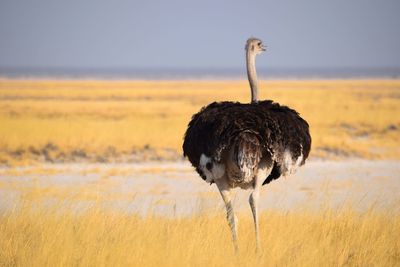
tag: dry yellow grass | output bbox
[0,79,399,165]
[0,201,399,267]
[1,79,399,266]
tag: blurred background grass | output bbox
[0,79,399,165]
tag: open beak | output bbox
[261,44,267,51]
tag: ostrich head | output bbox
[245,38,267,55]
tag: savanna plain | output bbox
[0,79,399,266]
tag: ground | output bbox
[0,79,399,266]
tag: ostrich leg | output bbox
[250,164,271,251]
[215,178,238,252]
[249,186,261,250]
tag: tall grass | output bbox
[0,202,398,266]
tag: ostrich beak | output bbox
[261,45,267,51]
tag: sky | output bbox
[0,0,399,71]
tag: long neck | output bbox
[246,49,258,103]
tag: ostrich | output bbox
[182,38,311,251]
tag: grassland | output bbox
[0,79,399,165]
[1,201,399,267]
[0,79,399,266]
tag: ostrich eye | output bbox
[257,42,261,46]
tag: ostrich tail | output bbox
[233,131,262,181]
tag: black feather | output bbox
[182,100,311,185]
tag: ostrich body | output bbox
[182,38,311,251]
